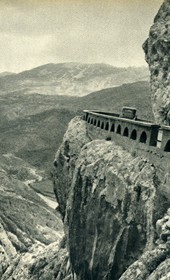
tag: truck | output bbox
[120,107,137,120]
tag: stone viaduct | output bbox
[82,110,170,179]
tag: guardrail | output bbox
[83,110,170,152]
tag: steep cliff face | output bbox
[143,0,170,124]
[53,116,91,218]
[53,117,169,280]
[120,208,170,280]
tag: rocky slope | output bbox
[0,154,64,279]
[0,63,148,96]
[143,0,170,124]
[53,117,170,280]
[1,245,72,280]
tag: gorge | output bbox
[1,0,170,279]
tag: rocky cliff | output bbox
[53,116,170,280]
[143,0,170,124]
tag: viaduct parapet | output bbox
[83,109,170,198]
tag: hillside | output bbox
[82,81,153,120]
[0,153,63,279]
[0,81,152,170]
[0,63,149,96]
[0,72,14,77]
[0,154,62,241]
[0,107,76,169]
[0,93,79,168]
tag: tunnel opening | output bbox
[101,122,104,129]
[116,125,121,134]
[130,129,137,140]
[105,122,109,131]
[139,131,147,144]
[111,123,115,132]
[97,120,100,128]
[123,127,129,137]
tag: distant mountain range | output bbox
[0,63,149,96]
[0,71,14,77]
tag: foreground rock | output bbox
[120,208,170,280]
[143,0,170,124]
[53,117,169,279]
[2,244,73,280]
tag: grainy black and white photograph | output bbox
[1,0,170,279]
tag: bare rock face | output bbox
[120,208,170,280]
[53,116,91,218]
[53,118,168,280]
[143,0,170,124]
[1,244,73,280]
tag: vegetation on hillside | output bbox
[0,81,152,170]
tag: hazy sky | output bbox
[0,0,163,73]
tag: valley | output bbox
[0,63,152,279]
[0,79,152,199]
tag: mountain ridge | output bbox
[0,71,15,77]
[0,62,149,96]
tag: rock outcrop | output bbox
[120,208,170,280]
[1,244,73,280]
[53,116,91,218]
[143,0,170,124]
[53,117,169,280]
